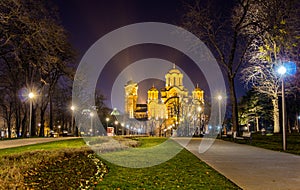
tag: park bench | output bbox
[233,131,252,143]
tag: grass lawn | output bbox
[96,137,240,190]
[0,137,241,189]
[0,138,87,156]
[0,138,107,189]
[223,132,300,155]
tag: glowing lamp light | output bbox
[71,106,75,111]
[277,61,296,76]
[197,106,202,112]
[277,65,287,75]
[276,61,296,151]
[28,92,35,99]
[217,95,222,101]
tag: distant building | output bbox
[124,64,205,136]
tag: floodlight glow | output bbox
[71,106,75,111]
[217,95,222,101]
[284,61,296,75]
[277,66,287,75]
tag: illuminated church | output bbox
[124,65,205,136]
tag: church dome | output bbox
[193,84,202,91]
[127,80,136,85]
[148,85,158,91]
[167,64,181,74]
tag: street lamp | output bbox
[217,95,223,136]
[121,122,125,135]
[277,65,287,151]
[90,112,94,136]
[58,125,61,135]
[197,106,202,136]
[71,105,75,135]
[114,120,119,135]
[106,117,109,128]
[111,108,120,135]
[28,92,35,137]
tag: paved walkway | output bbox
[0,137,80,149]
[181,138,300,190]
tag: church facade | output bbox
[124,65,205,136]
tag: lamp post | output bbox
[217,95,223,136]
[126,124,130,135]
[90,112,94,136]
[121,122,125,135]
[277,65,287,151]
[197,106,202,136]
[114,120,119,135]
[58,125,61,135]
[28,92,35,137]
[71,106,75,135]
[111,108,120,135]
[106,117,109,128]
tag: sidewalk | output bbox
[0,137,80,149]
[183,138,300,190]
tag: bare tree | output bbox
[182,0,299,132]
[181,0,272,132]
[241,0,299,133]
[0,0,75,137]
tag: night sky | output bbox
[53,0,182,54]
[53,0,245,108]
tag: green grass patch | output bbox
[0,137,241,189]
[0,138,87,156]
[97,137,240,190]
[224,132,300,155]
[135,137,167,148]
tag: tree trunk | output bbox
[6,120,11,138]
[21,114,27,137]
[49,93,53,130]
[288,119,291,133]
[228,75,239,133]
[256,116,259,131]
[296,113,299,132]
[15,103,21,137]
[3,103,12,138]
[31,105,37,136]
[6,109,11,138]
[272,95,280,133]
[39,108,45,137]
